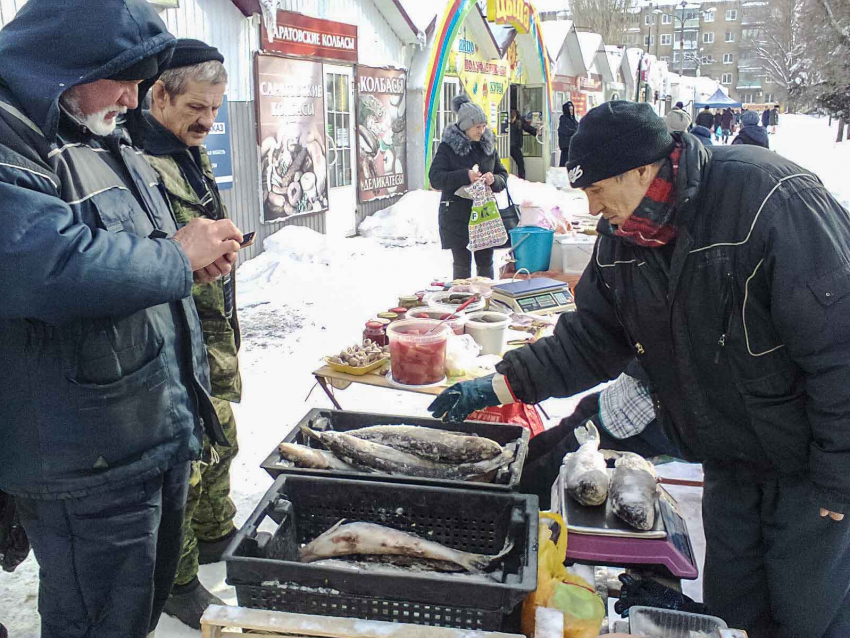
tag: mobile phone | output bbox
[239,231,256,248]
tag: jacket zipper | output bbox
[715,273,735,364]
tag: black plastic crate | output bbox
[224,474,539,631]
[261,408,529,491]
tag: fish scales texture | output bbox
[300,425,513,479]
[610,453,658,531]
[563,422,609,506]
[347,425,503,463]
[299,520,512,573]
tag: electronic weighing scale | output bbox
[550,465,699,580]
[489,278,575,315]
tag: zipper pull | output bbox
[635,342,645,355]
[714,334,727,364]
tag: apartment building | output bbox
[635,0,784,106]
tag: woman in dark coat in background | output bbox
[557,101,578,167]
[429,95,508,280]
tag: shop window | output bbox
[703,32,714,43]
[661,34,672,45]
[726,9,737,20]
[432,78,460,159]
[662,13,672,24]
[497,88,510,160]
[325,71,353,188]
[520,86,543,159]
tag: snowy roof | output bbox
[576,31,603,70]
[397,0,441,32]
[741,1,768,5]
[540,20,573,61]
[489,23,516,53]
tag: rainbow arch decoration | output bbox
[423,0,553,178]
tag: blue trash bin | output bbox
[509,226,555,273]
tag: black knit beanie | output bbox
[164,38,224,70]
[567,101,674,189]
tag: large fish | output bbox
[609,452,658,531]
[278,442,361,471]
[300,425,514,480]
[563,422,609,506]
[299,520,513,573]
[347,424,503,463]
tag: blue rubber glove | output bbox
[428,374,501,423]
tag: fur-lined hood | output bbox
[440,124,495,156]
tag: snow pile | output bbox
[771,114,850,210]
[358,190,441,246]
[546,166,572,191]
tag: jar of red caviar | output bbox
[363,320,388,347]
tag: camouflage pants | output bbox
[174,397,239,586]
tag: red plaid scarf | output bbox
[615,145,681,247]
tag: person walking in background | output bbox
[429,95,508,280]
[691,124,713,146]
[733,110,769,148]
[762,106,771,129]
[695,105,714,128]
[134,39,243,629]
[664,104,691,133]
[557,101,578,167]
[508,108,537,179]
[770,104,780,134]
[720,107,734,144]
[713,110,723,142]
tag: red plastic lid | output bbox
[389,307,408,314]
[365,321,383,329]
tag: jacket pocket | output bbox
[201,317,241,402]
[90,188,154,238]
[736,364,809,473]
[61,347,176,474]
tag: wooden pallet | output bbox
[200,605,525,638]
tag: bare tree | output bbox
[740,0,808,108]
[569,0,636,46]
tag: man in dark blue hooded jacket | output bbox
[0,1,245,636]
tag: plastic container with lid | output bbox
[377,311,398,322]
[464,311,511,356]
[362,320,388,347]
[426,290,486,314]
[386,319,451,386]
[398,295,420,310]
[407,307,466,336]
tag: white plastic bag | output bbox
[444,334,481,377]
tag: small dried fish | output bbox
[300,520,513,573]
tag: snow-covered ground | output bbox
[2,114,846,636]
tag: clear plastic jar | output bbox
[386,319,450,386]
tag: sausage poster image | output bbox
[256,54,329,221]
[356,66,407,203]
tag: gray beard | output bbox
[60,95,125,137]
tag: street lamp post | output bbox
[654,9,663,57]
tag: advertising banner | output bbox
[261,10,357,63]
[356,66,408,203]
[256,54,328,222]
[204,95,233,189]
[450,35,509,131]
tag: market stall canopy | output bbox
[541,20,586,77]
[695,88,743,108]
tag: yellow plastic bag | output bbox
[521,512,605,638]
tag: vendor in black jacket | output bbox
[429,95,508,280]
[557,101,578,167]
[430,101,850,638]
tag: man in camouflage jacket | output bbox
[136,39,241,629]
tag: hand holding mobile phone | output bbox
[239,231,256,248]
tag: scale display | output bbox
[491,278,575,315]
